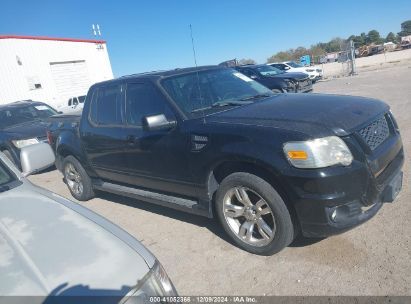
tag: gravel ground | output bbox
[29,63,411,296]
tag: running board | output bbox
[93,181,209,217]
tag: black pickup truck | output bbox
[47,66,404,255]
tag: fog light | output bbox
[330,209,337,222]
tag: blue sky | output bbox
[1,0,409,77]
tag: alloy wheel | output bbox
[222,186,276,247]
[64,163,83,196]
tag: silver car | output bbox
[0,143,177,302]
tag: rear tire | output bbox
[215,172,294,255]
[62,155,94,201]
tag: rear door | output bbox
[81,83,130,182]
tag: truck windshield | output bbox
[255,65,284,76]
[0,104,58,129]
[162,68,273,115]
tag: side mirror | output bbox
[250,75,258,79]
[143,114,177,131]
[284,66,290,70]
[20,143,55,177]
[58,111,63,114]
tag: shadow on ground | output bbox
[96,191,324,251]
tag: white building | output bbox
[0,35,113,109]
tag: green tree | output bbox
[398,20,411,37]
[310,45,326,58]
[348,33,366,47]
[325,37,344,52]
[367,30,383,44]
[267,51,292,63]
[385,32,397,43]
[238,58,256,65]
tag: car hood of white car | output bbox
[0,182,151,297]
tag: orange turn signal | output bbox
[287,151,308,160]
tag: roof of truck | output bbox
[120,65,223,79]
[91,65,226,88]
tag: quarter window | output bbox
[90,85,123,125]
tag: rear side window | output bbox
[90,85,123,125]
[125,82,173,126]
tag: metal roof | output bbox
[0,35,106,44]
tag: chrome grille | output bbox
[358,116,390,150]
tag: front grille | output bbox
[358,115,390,150]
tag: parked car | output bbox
[268,61,323,82]
[235,64,312,93]
[0,100,59,168]
[0,143,177,300]
[58,95,86,114]
[47,66,403,255]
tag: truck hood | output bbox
[0,183,150,297]
[2,120,49,140]
[207,93,388,137]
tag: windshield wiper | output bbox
[211,101,252,107]
[191,101,250,113]
[239,94,271,101]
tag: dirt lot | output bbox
[29,63,411,296]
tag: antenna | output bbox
[96,24,101,36]
[92,24,97,36]
[189,24,198,68]
[189,24,205,123]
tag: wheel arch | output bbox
[207,159,297,222]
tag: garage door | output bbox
[50,60,91,105]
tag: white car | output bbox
[268,61,323,82]
[58,95,86,114]
[0,143,177,301]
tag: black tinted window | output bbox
[91,85,123,125]
[125,83,173,126]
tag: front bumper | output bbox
[284,145,404,238]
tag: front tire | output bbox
[62,155,94,201]
[215,172,294,255]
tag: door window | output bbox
[125,82,173,126]
[90,85,123,125]
[68,99,72,106]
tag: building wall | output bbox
[0,38,113,108]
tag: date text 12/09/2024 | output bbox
[149,296,257,303]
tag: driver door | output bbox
[120,81,191,193]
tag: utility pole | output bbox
[350,40,357,75]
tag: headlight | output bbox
[284,79,296,89]
[12,138,39,149]
[125,261,177,302]
[283,136,353,168]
